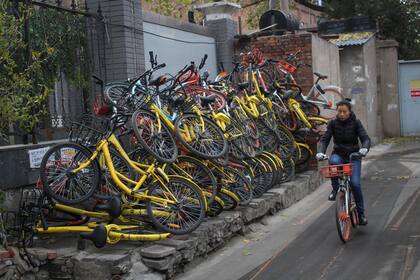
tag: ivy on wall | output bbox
[0,2,88,143]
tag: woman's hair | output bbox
[336,98,352,111]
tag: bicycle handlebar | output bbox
[317,152,365,162]
[199,54,208,70]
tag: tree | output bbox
[323,0,420,59]
[0,2,51,144]
[0,2,88,144]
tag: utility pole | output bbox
[269,0,275,9]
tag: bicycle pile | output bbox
[3,49,343,248]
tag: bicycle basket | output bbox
[321,164,353,178]
[68,116,109,147]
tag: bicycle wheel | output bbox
[132,109,178,163]
[336,190,351,243]
[314,87,344,119]
[104,82,129,109]
[272,101,297,131]
[206,195,225,217]
[299,100,320,116]
[233,112,263,156]
[296,144,311,166]
[175,113,228,159]
[260,152,283,185]
[217,189,239,210]
[146,176,206,235]
[257,121,278,152]
[169,155,218,205]
[249,160,274,198]
[279,158,295,183]
[276,125,297,159]
[349,191,359,228]
[222,166,253,206]
[40,143,99,204]
[257,100,278,131]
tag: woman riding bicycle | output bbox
[316,99,370,225]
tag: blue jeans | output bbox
[329,153,364,214]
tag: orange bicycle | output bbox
[320,152,364,243]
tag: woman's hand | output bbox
[316,153,328,161]
[359,148,368,156]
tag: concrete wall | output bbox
[376,40,400,137]
[0,140,63,190]
[142,12,218,78]
[311,35,341,88]
[363,38,379,143]
[339,37,380,143]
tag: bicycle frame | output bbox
[272,90,327,129]
[71,134,177,205]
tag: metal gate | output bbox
[399,60,420,136]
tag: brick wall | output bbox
[235,33,319,170]
[236,33,314,94]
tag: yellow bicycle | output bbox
[40,117,207,235]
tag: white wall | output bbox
[143,22,218,79]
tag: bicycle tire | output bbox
[314,87,344,119]
[336,191,351,243]
[40,143,100,205]
[217,189,239,210]
[175,113,228,159]
[146,176,206,235]
[222,166,253,206]
[206,195,225,217]
[132,109,178,163]
[248,160,274,198]
[169,155,218,206]
[279,158,295,183]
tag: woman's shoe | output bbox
[328,190,337,201]
[359,213,368,226]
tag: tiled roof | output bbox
[329,32,374,47]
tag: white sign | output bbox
[28,146,50,169]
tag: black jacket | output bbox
[318,112,371,159]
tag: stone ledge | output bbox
[28,170,320,279]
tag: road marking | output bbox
[318,246,345,280]
[400,245,415,280]
[390,188,420,231]
[247,238,294,280]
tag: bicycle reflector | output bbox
[321,164,353,178]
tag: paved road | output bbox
[241,145,420,280]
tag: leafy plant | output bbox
[0,2,89,143]
[0,2,51,142]
[323,0,420,59]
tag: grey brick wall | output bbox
[206,18,238,73]
[87,0,145,82]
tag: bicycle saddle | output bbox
[80,225,107,248]
[94,196,122,219]
[149,75,167,87]
[199,95,216,107]
[314,72,328,80]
